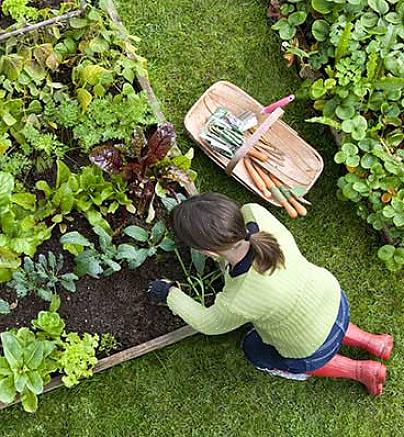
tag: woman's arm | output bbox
[167,287,246,335]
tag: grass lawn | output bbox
[0,1,403,435]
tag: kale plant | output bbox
[7,251,78,303]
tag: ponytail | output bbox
[249,231,285,274]
[171,192,285,275]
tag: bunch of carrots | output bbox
[243,150,307,219]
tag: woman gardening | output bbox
[148,193,393,395]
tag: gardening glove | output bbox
[147,279,177,304]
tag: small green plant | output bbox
[60,226,122,278]
[58,332,99,388]
[36,160,135,232]
[7,251,78,304]
[0,171,53,282]
[0,328,58,413]
[118,221,176,269]
[174,249,221,306]
[99,333,120,355]
[1,0,39,23]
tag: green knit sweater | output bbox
[167,203,341,358]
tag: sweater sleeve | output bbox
[167,287,246,335]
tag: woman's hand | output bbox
[147,279,177,304]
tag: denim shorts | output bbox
[241,290,350,373]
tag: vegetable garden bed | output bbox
[0,0,211,412]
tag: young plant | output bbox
[0,171,52,282]
[60,226,121,278]
[36,160,135,232]
[0,328,58,413]
[7,251,78,303]
[90,122,177,216]
[58,332,99,388]
[99,333,120,356]
[174,249,222,306]
[117,221,176,269]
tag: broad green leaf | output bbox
[69,17,88,28]
[80,65,113,86]
[1,333,23,369]
[14,373,28,393]
[288,11,307,26]
[56,160,71,187]
[334,151,347,164]
[150,221,166,245]
[76,88,92,113]
[60,232,92,247]
[374,77,404,90]
[378,245,395,261]
[0,377,16,404]
[0,247,20,270]
[11,193,36,211]
[123,225,148,242]
[24,342,44,370]
[0,357,11,376]
[312,20,330,41]
[93,225,112,249]
[127,248,148,269]
[312,0,334,13]
[159,238,177,252]
[191,249,207,276]
[21,389,38,413]
[116,244,139,260]
[368,0,389,14]
[23,61,46,81]
[26,371,43,395]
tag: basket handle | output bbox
[225,107,284,176]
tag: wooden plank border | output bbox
[0,0,199,411]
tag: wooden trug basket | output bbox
[184,81,324,206]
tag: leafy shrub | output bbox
[271,0,404,269]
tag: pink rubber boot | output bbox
[308,354,387,396]
[343,323,394,361]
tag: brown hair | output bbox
[171,193,284,274]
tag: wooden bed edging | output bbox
[0,325,197,410]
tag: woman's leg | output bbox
[308,354,387,396]
[241,329,310,381]
[342,323,393,360]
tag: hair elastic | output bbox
[245,231,251,241]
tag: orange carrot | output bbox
[247,148,268,162]
[244,157,271,199]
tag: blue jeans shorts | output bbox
[241,290,350,373]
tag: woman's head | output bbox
[171,192,284,274]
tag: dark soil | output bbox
[0,202,221,354]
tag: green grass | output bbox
[1,0,403,435]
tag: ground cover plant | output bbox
[0,0,402,434]
[270,0,404,270]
